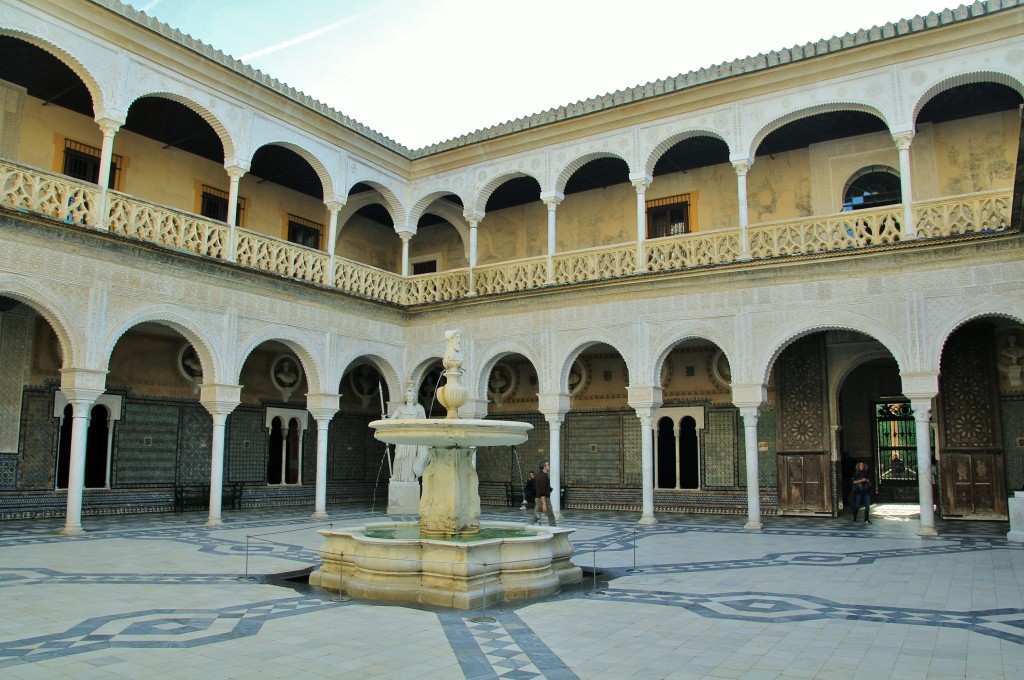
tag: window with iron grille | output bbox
[842,166,901,211]
[286,215,323,249]
[200,185,246,225]
[62,139,122,189]
[646,194,692,238]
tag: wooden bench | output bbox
[173,482,245,513]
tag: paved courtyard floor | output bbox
[1,503,1022,679]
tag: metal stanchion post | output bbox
[334,548,351,602]
[625,529,643,573]
[470,560,497,623]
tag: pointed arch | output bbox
[554,151,633,195]
[0,29,106,116]
[472,171,543,216]
[248,141,336,202]
[912,70,1024,123]
[643,129,732,177]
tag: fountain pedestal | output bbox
[386,480,420,515]
[419,447,480,534]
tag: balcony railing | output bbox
[0,159,1012,307]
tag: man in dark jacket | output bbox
[527,460,556,526]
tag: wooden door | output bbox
[941,452,1007,519]
[778,453,832,514]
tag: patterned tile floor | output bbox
[1,504,1022,679]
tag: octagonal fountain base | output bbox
[309,521,582,610]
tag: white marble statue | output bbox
[390,382,430,482]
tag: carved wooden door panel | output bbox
[776,335,832,515]
[778,453,831,514]
[937,323,1008,519]
[941,452,1007,518]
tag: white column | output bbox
[740,406,763,530]
[95,118,120,230]
[540,192,563,284]
[225,166,246,263]
[630,174,651,273]
[911,399,937,536]
[732,159,752,261]
[200,384,241,527]
[325,201,343,286]
[465,212,481,297]
[638,409,657,525]
[673,420,681,489]
[208,412,228,525]
[279,422,290,484]
[60,398,94,535]
[307,394,340,519]
[546,413,564,520]
[893,131,916,239]
[398,230,413,276]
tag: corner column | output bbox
[200,383,241,526]
[95,117,121,230]
[628,385,663,525]
[731,157,752,261]
[629,172,652,273]
[740,407,763,530]
[893,130,916,239]
[540,191,563,284]
[307,392,341,519]
[397,228,414,276]
[225,165,247,262]
[325,200,343,286]
[464,210,482,297]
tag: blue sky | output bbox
[125,0,953,149]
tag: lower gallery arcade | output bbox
[2,212,1022,536]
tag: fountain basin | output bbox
[309,521,582,609]
[369,418,532,448]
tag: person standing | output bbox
[851,461,872,524]
[522,470,536,510]
[527,460,556,526]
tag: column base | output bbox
[465,291,478,298]
[205,517,224,527]
[916,525,938,537]
[311,511,329,520]
[638,514,657,525]
[59,525,85,537]
[744,520,763,531]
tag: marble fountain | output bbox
[309,330,582,609]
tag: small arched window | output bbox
[842,166,901,211]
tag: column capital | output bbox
[224,164,248,180]
[325,199,345,213]
[629,172,652,191]
[539,191,564,208]
[538,392,570,421]
[731,159,751,176]
[463,209,484,225]
[627,385,663,412]
[199,383,242,416]
[95,117,122,136]
[59,368,108,394]
[892,129,915,151]
[900,371,939,400]
[731,382,767,411]
[396,226,415,241]
[306,392,341,422]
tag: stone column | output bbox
[57,368,107,536]
[225,165,247,263]
[630,173,652,273]
[732,158,752,261]
[893,130,916,239]
[628,385,662,525]
[307,393,341,519]
[911,399,937,536]
[540,191,563,284]
[95,117,120,230]
[200,383,241,526]
[539,392,569,521]
[397,229,414,276]
[464,211,482,297]
[740,406,763,530]
[325,201,343,286]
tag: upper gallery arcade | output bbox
[1,0,1024,537]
